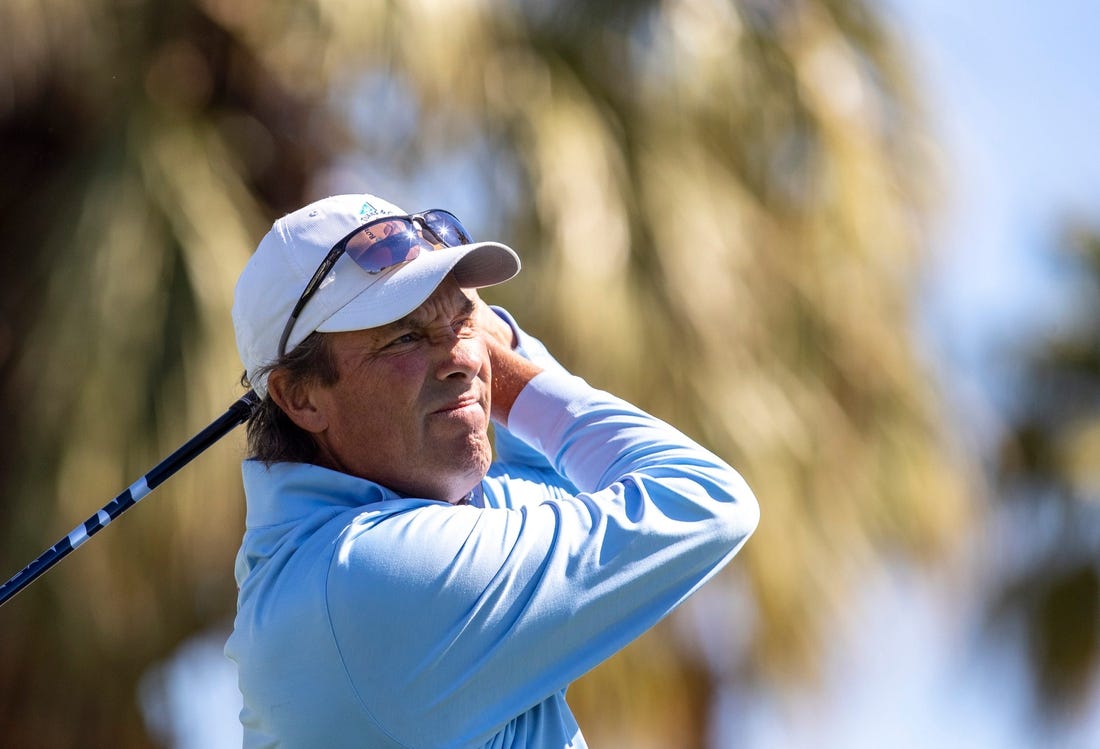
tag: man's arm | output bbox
[476,299,575,479]
[476,300,542,427]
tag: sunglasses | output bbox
[277,209,473,358]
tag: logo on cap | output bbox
[358,200,380,222]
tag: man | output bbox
[226,192,759,748]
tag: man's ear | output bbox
[267,369,329,434]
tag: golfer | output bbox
[225,192,759,748]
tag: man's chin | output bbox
[429,432,492,503]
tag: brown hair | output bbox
[241,332,339,465]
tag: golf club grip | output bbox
[0,391,259,608]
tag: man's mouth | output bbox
[432,395,482,415]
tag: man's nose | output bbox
[435,334,484,380]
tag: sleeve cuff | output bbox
[506,371,593,457]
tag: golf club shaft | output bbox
[0,390,259,609]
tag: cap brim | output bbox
[317,241,520,333]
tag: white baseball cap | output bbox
[233,193,520,397]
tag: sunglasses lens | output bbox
[421,210,473,247]
[343,219,426,274]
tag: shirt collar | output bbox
[241,460,484,527]
[242,460,395,528]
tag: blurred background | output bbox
[0,0,1097,746]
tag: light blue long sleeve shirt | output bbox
[225,318,758,748]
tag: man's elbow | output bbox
[714,470,759,549]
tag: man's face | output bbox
[305,277,493,503]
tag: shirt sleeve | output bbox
[324,370,759,748]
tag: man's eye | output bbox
[387,333,418,347]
